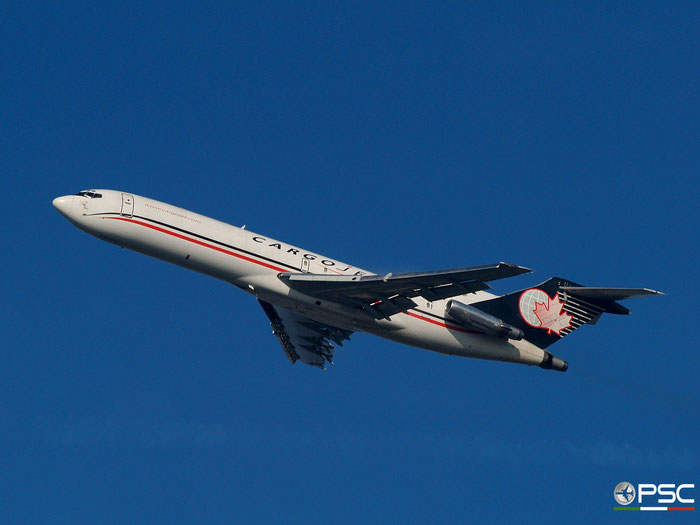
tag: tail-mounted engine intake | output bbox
[445,300,524,340]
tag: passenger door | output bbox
[121,193,134,217]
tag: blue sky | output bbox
[2,2,698,523]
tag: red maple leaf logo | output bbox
[533,294,573,336]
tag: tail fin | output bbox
[470,277,662,348]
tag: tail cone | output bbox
[539,351,568,372]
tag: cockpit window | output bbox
[75,190,103,198]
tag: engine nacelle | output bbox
[445,300,524,340]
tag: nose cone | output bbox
[52,195,75,217]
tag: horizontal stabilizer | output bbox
[559,287,664,301]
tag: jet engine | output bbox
[445,300,524,340]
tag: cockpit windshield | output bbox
[75,190,103,198]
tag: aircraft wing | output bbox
[278,262,531,320]
[258,299,353,369]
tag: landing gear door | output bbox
[121,193,134,217]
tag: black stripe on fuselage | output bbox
[88,212,468,326]
[87,211,301,272]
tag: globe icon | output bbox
[614,482,636,505]
[518,288,549,327]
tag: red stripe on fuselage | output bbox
[105,216,480,336]
[104,216,291,273]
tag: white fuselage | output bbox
[53,190,549,368]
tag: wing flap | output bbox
[258,300,353,368]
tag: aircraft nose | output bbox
[52,195,74,217]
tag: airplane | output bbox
[616,485,635,503]
[53,189,662,372]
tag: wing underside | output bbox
[258,300,353,369]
